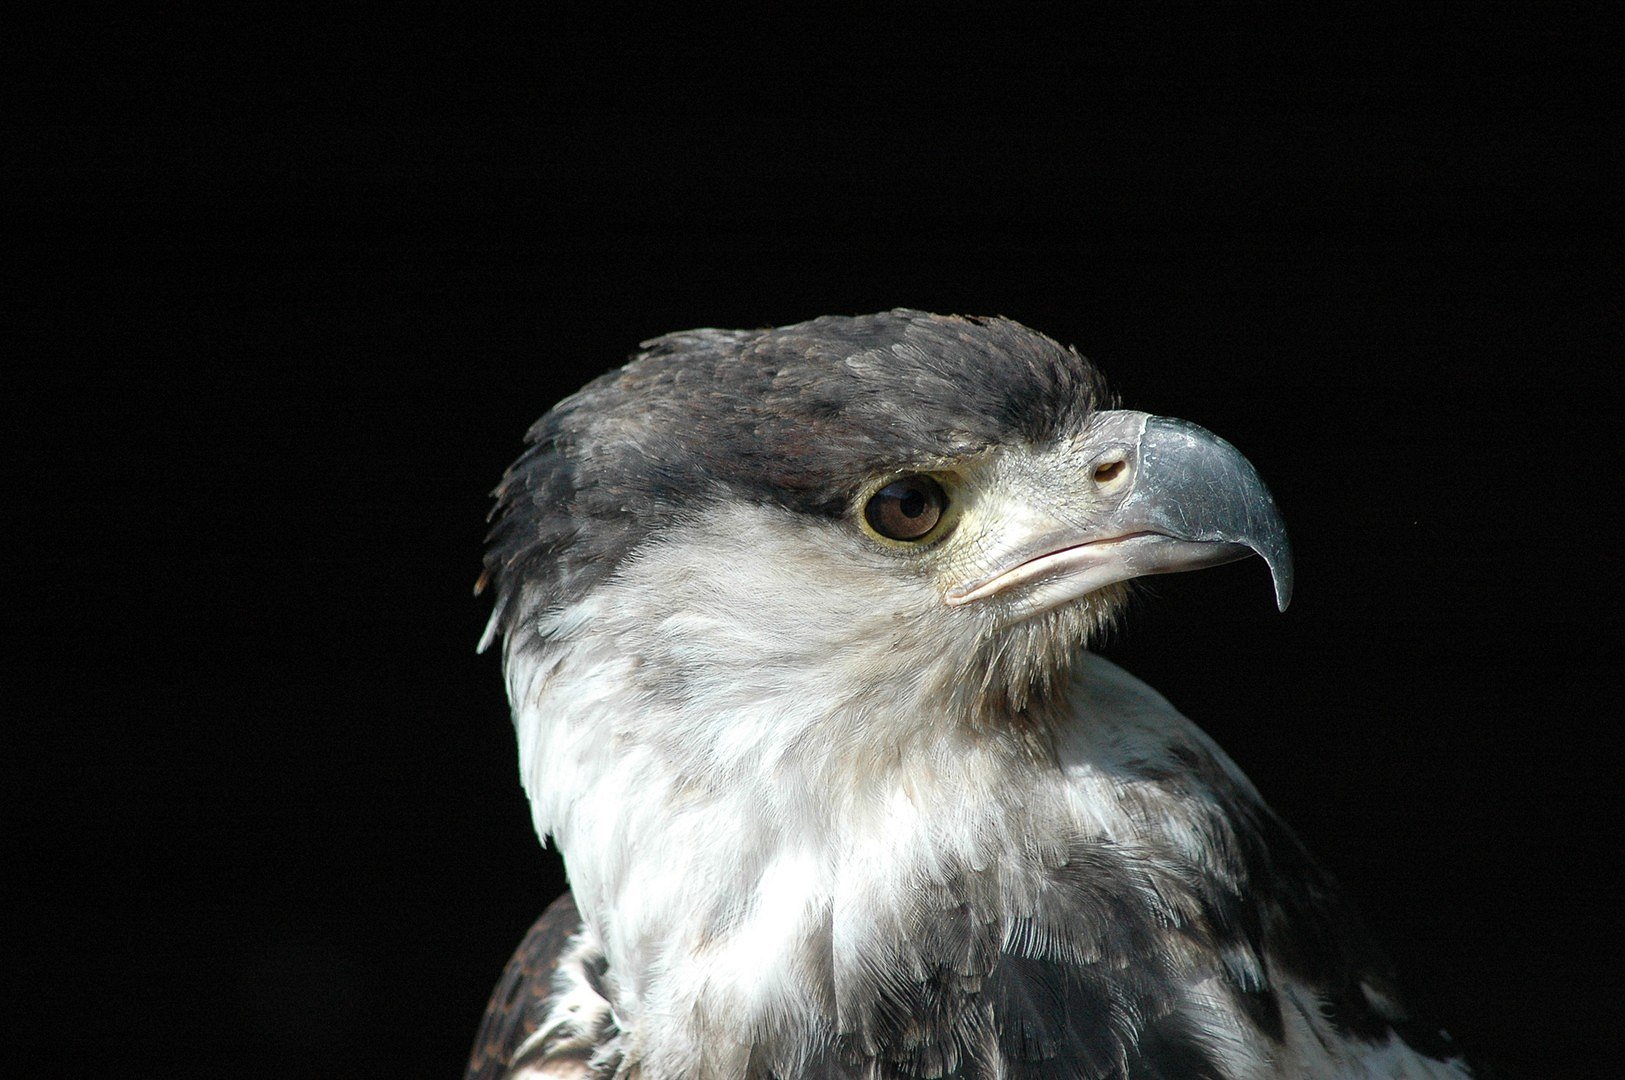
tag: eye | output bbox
[863,475,949,542]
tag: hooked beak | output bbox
[944,410,1293,614]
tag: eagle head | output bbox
[480,309,1288,725]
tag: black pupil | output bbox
[898,489,926,518]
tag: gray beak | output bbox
[1111,412,1294,610]
[946,410,1293,612]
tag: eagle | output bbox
[465,311,1469,1079]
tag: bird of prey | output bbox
[466,310,1468,1080]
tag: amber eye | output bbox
[863,475,948,541]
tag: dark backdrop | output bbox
[14,9,1615,1079]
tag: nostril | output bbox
[1093,458,1127,484]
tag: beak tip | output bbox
[1269,557,1294,612]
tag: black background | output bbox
[13,8,1616,1079]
